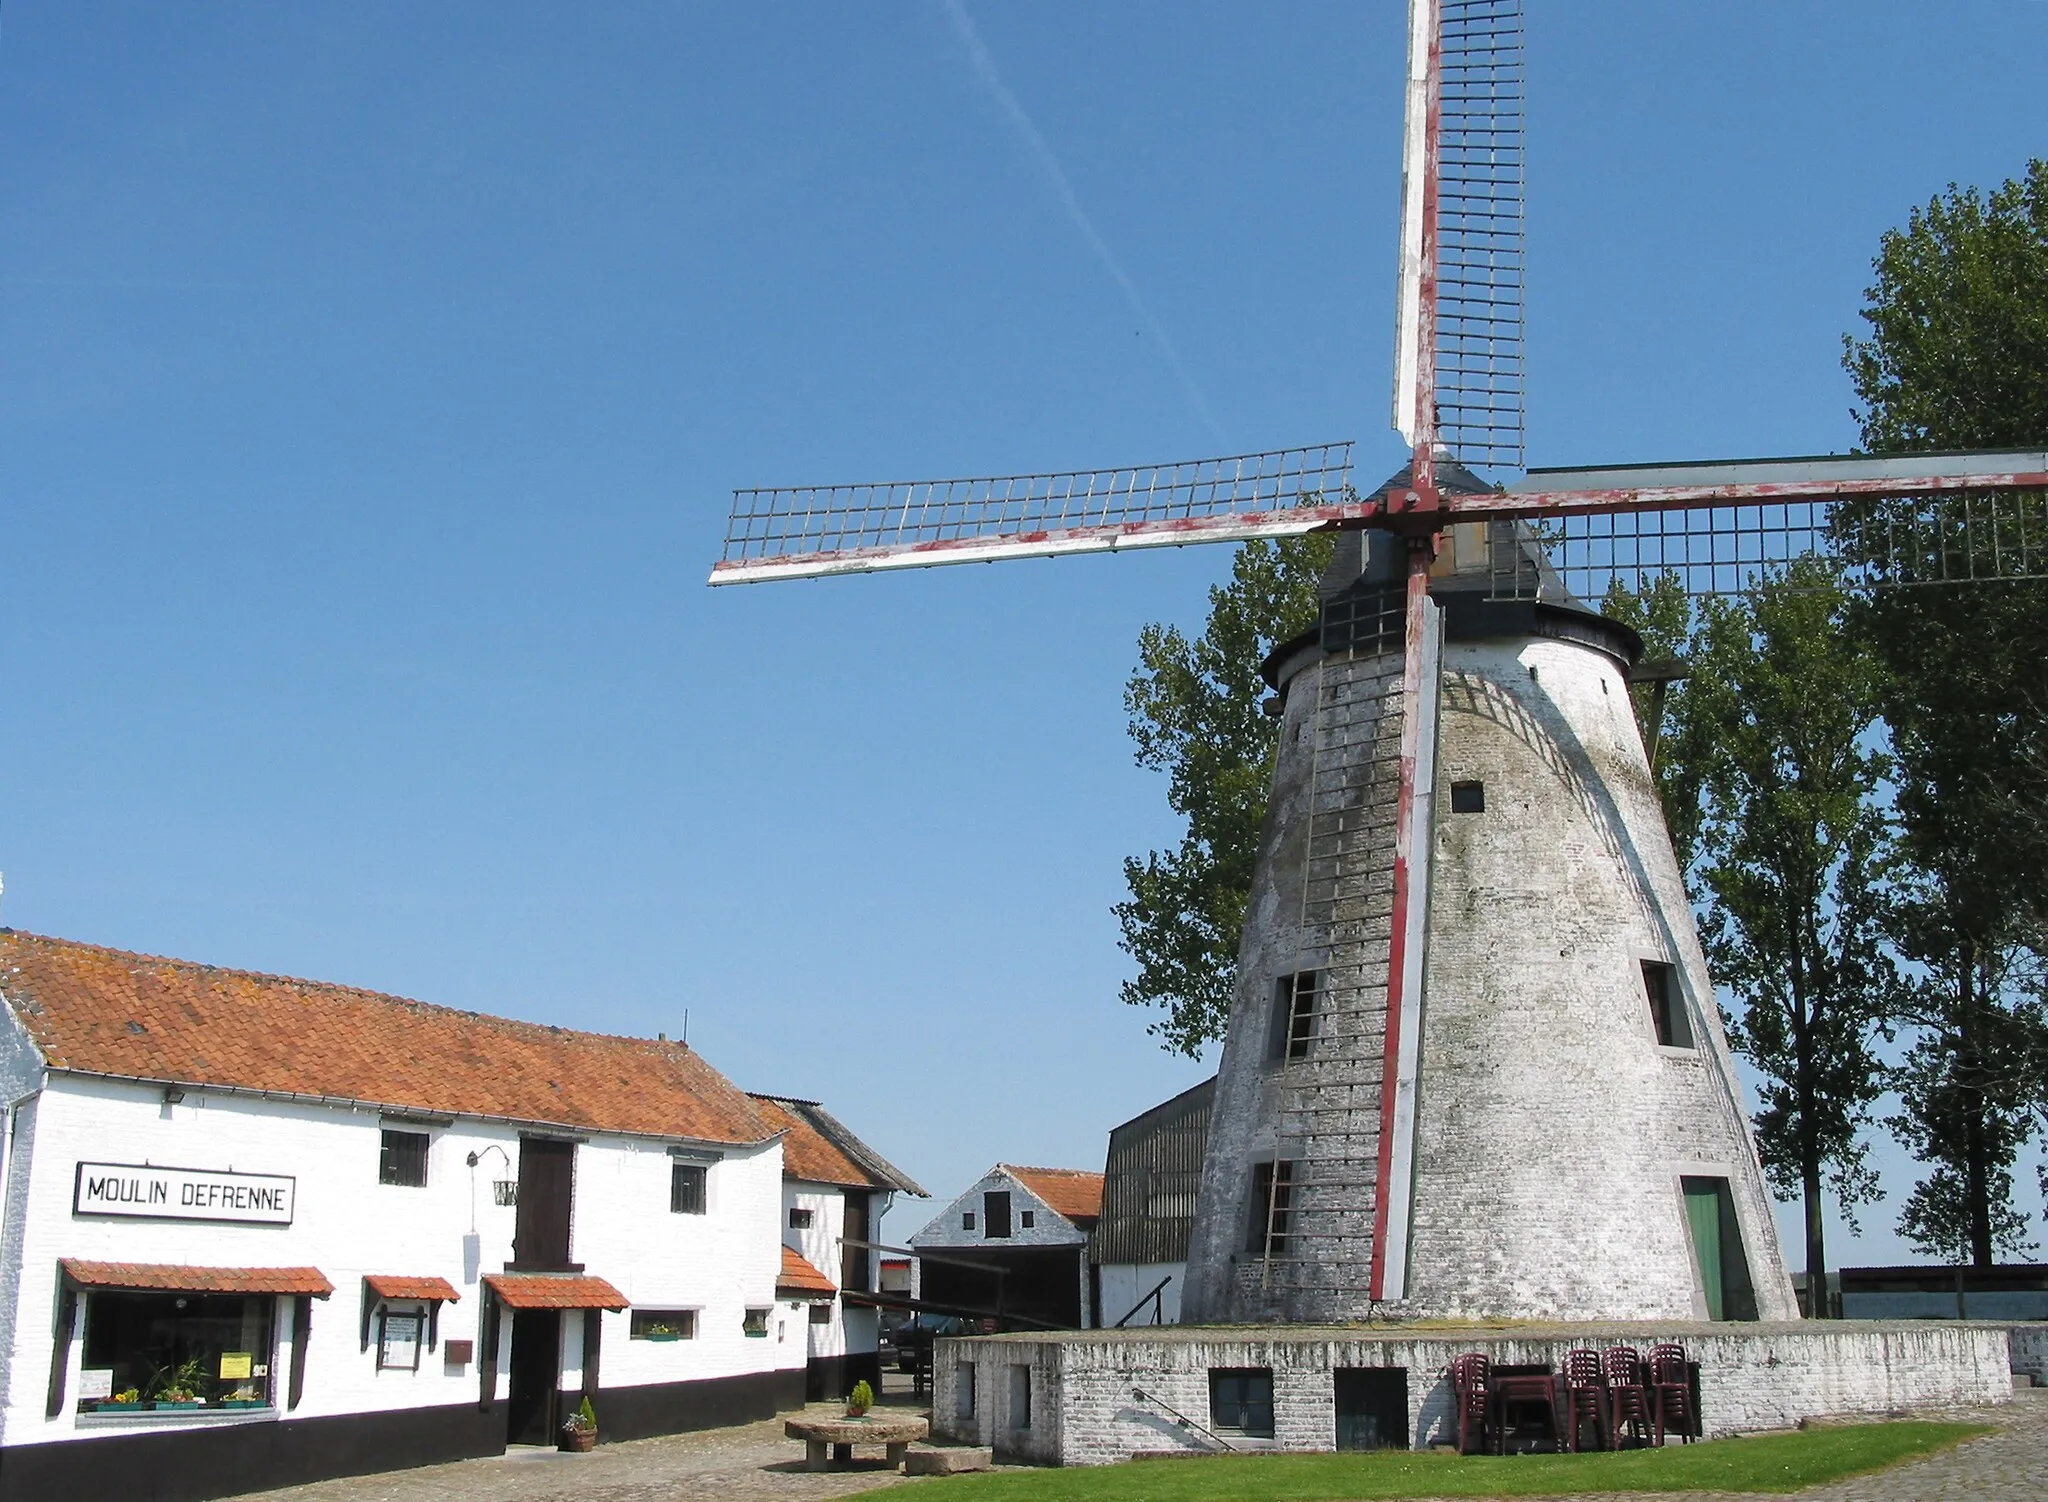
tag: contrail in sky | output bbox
[940,0,1227,443]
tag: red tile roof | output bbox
[61,1260,334,1297]
[482,1274,628,1311]
[750,1095,924,1195]
[0,931,772,1145]
[1004,1166,1104,1225]
[364,1275,460,1303]
[776,1244,835,1297]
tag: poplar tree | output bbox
[1842,161,2048,1264]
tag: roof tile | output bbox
[1004,1165,1104,1224]
[776,1244,836,1296]
[1,931,771,1146]
[61,1260,334,1297]
[482,1274,628,1311]
[363,1275,460,1303]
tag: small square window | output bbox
[1210,1367,1275,1437]
[1643,961,1693,1048]
[671,1162,707,1214]
[630,1309,697,1340]
[962,1211,977,1231]
[742,1307,771,1338]
[379,1129,429,1188]
[1450,780,1485,813]
[1020,1210,1035,1229]
[789,1206,814,1229]
[955,1362,977,1420]
[1009,1364,1032,1430]
[807,1301,832,1325]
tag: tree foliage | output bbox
[1117,533,1331,1056]
[1843,159,2048,1263]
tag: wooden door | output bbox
[841,1192,871,1292]
[504,1308,561,1446]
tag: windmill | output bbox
[710,2,2048,1322]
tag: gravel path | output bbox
[236,1388,2046,1502]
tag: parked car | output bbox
[892,1312,966,1373]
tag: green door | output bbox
[1682,1176,1759,1321]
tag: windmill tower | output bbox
[711,1,2048,1324]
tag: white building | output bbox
[910,1166,1101,1330]
[0,930,906,1501]
[748,1095,924,1402]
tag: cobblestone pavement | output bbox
[238,1389,2045,1502]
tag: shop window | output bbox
[379,1129,429,1188]
[629,1309,697,1340]
[671,1161,707,1215]
[808,1302,832,1325]
[1268,971,1320,1061]
[984,1190,1012,1239]
[1450,780,1486,813]
[1009,1364,1032,1429]
[742,1307,771,1338]
[1245,1160,1296,1259]
[1020,1209,1035,1229]
[78,1292,275,1413]
[789,1206,813,1229]
[955,1362,976,1419]
[1643,961,1693,1047]
[1210,1367,1275,1437]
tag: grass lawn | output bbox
[901,1421,1985,1499]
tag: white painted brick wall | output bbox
[934,1324,2016,1466]
[0,1069,790,1450]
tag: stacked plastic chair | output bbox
[1449,1353,1491,1455]
[1647,1343,1694,1445]
[1559,1348,1608,1452]
[1600,1346,1652,1449]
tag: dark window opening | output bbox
[379,1129,429,1188]
[1009,1364,1032,1429]
[1268,971,1321,1062]
[962,1212,977,1231]
[842,1192,873,1292]
[671,1162,707,1215]
[789,1206,813,1229]
[1683,1176,1760,1321]
[1245,1160,1296,1259]
[79,1292,275,1412]
[1210,1367,1275,1437]
[1450,780,1486,813]
[955,1363,976,1419]
[1020,1209,1035,1229]
[807,1301,832,1325]
[984,1190,1013,1239]
[741,1307,771,1338]
[1334,1367,1408,1450]
[629,1309,697,1340]
[1642,961,1693,1048]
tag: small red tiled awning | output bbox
[364,1275,460,1303]
[776,1245,835,1299]
[483,1273,628,1311]
[61,1259,334,1297]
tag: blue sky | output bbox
[1,2,2042,1268]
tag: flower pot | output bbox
[645,1333,682,1342]
[96,1401,142,1413]
[845,1407,870,1419]
[558,1427,597,1453]
[217,1400,267,1409]
[154,1401,204,1410]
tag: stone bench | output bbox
[904,1445,994,1476]
[784,1413,930,1471]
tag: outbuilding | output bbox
[910,1165,1101,1329]
[0,931,907,1501]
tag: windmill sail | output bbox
[1393,0,1526,473]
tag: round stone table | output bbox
[784,1413,930,1471]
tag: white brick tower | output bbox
[1180,493,1797,1324]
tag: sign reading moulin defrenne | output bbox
[74,1162,296,1225]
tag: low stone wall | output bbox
[932,1321,2016,1467]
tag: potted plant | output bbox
[151,1357,209,1409]
[643,1322,682,1342]
[845,1378,874,1418]
[559,1395,598,1452]
[218,1385,266,1410]
[98,1387,142,1412]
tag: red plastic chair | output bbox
[1449,1353,1491,1455]
[1559,1348,1607,1452]
[1647,1343,1694,1445]
[1601,1346,1651,1449]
